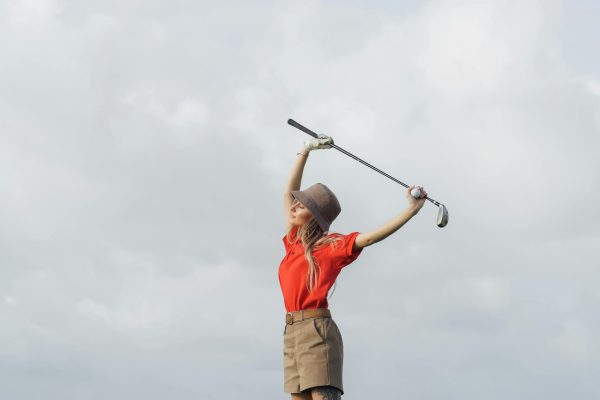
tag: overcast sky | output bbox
[1,0,599,399]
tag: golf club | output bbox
[287,118,449,228]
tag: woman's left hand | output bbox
[406,185,427,214]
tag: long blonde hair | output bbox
[288,217,344,293]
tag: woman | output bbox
[280,134,427,399]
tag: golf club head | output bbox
[437,204,449,228]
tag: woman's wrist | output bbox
[407,205,420,216]
[297,150,309,157]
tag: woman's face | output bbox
[289,199,313,226]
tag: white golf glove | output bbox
[304,135,334,151]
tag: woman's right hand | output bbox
[304,135,333,152]
[406,185,427,214]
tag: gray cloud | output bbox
[1,0,599,399]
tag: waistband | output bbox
[285,308,331,325]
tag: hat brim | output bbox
[291,190,330,232]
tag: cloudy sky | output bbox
[1,0,599,399]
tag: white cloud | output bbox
[587,78,600,97]
[1,1,600,399]
[550,319,598,364]
[3,0,61,30]
[117,91,209,147]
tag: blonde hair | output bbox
[287,216,344,293]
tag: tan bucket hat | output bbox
[291,183,341,233]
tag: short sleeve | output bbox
[330,231,363,269]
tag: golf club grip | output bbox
[287,119,320,138]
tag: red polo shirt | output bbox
[278,226,363,312]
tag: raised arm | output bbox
[284,148,310,232]
[353,186,427,250]
[283,136,334,232]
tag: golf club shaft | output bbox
[287,119,443,208]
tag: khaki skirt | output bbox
[283,315,344,394]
